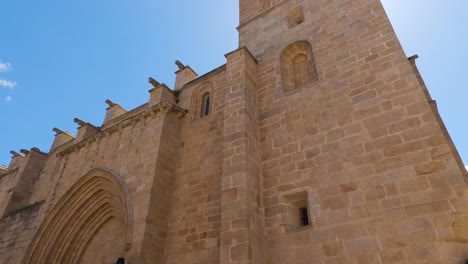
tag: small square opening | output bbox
[287,6,304,28]
[281,191,312,231]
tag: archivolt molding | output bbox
[22,168,134,264]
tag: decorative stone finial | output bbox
[105,99,116,108]
[10,150,20,157]
[53,127,64,135]
[148,77,160,88]
[175,60,185,70]
[174,60,197,90]
[20,149,30,155]
[73,118,86,127]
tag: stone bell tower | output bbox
[233,0,468,263]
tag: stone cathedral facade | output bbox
[1,0,468,263]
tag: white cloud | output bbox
[4,96,12,102]
[0,62,12,72]
[0,79,17,88]
[465,165,468,171]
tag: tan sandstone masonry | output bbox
[238,0,468,263]
[1,0,468,263]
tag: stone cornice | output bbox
[179,64,226,93]
[56,102,187,158]
[225,46,259,64]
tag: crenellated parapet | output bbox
[57,101,187,158]
[40,63,195,160]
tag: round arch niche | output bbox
[280,40,318,93]
[22,168,134,264]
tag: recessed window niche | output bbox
[280,40,318,93]
[281,190,313,232]
[191,82,214,120]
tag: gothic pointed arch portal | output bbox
[22,168,134,264]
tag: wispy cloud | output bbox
[4,96,12,102]
[0,62,12,72]
[0,79,17,88]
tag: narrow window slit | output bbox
[299,207,309,226]
[204,96,210,116]
[201,92,211,117]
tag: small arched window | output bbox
[280,40,318,93]
[191,82,214,120]
[292,54,313,88]
[201,92,211,117]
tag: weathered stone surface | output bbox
[0,0,467,263]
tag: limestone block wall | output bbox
[0,202,43,264]
[220,47,264,264]
[141,107,183,263]
[79,217,127,263]
[164,68,225,264]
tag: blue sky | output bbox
[0,1,466,167]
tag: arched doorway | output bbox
[22,168,133,264]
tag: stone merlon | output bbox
[50,128,75,152]
[74,118,100,142]
[103,99,127,124]
[174,60,198,90]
